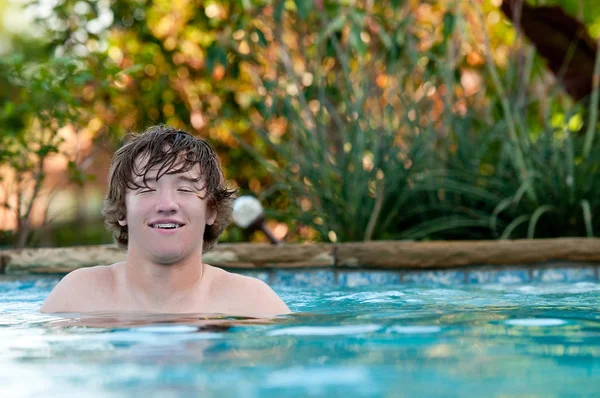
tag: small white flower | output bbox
[232,196,264,228]
[566,175,574,187]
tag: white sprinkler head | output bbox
[232,195,264,228]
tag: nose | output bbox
[155,189,179,214]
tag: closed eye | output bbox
[178,189,195,193]
[138,188,156,193]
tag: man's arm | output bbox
[40,267,108,313]
[248,278,291,315]
[229,275,291,317]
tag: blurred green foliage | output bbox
[1,0,600,247]
[0,53,119,247]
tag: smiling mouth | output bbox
[150,223,184,229]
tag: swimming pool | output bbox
[2,273,600,397]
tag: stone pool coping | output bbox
[1,238,599,275]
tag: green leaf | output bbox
[206,44,227,74]
[274,0,285,23]
[316,15,346,46]
[527,205,556,238]
[294,0,310,20]
[398,217,492,240]
[3,102,15,117]
[581,199,594,237]
[37,144,59,157]
[349,26,367,55]
[442,12,455,39]
[253,27,268,47]
[72,71,94,85]
[491,197,512,234]
[501,215,531,239]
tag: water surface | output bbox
[1,276,599,397]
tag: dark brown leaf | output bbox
[501,0,597,101]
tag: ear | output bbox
[206,206,217,226]
[118,218,127,227]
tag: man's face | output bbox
[119,155,216,265]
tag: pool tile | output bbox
[272,270,335,287]
[467,269,530,284]
[338,271,401,287]
[495,269,530,284]
[467,270,495,284]
[531,267,597,283]
[402,270,465,285]
[495,269,530,285]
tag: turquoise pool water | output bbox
[1,275,600,397]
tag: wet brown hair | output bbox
[102,125,237,252]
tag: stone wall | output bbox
[1,238,600,274]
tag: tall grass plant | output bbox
[240,3,479,242]
[421,4,600,240]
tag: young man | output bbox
[41,125,290,317]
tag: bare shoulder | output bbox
[205,265,290,317]
[40,264,117,313]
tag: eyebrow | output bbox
[133,175,201,184]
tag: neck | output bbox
[122,249,206,312]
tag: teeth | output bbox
[152,223,180,229]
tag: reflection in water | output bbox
[44,312,285,330]
[1,278,600,397]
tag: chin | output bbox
[152,255,182,266]
[150,245,200,266]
